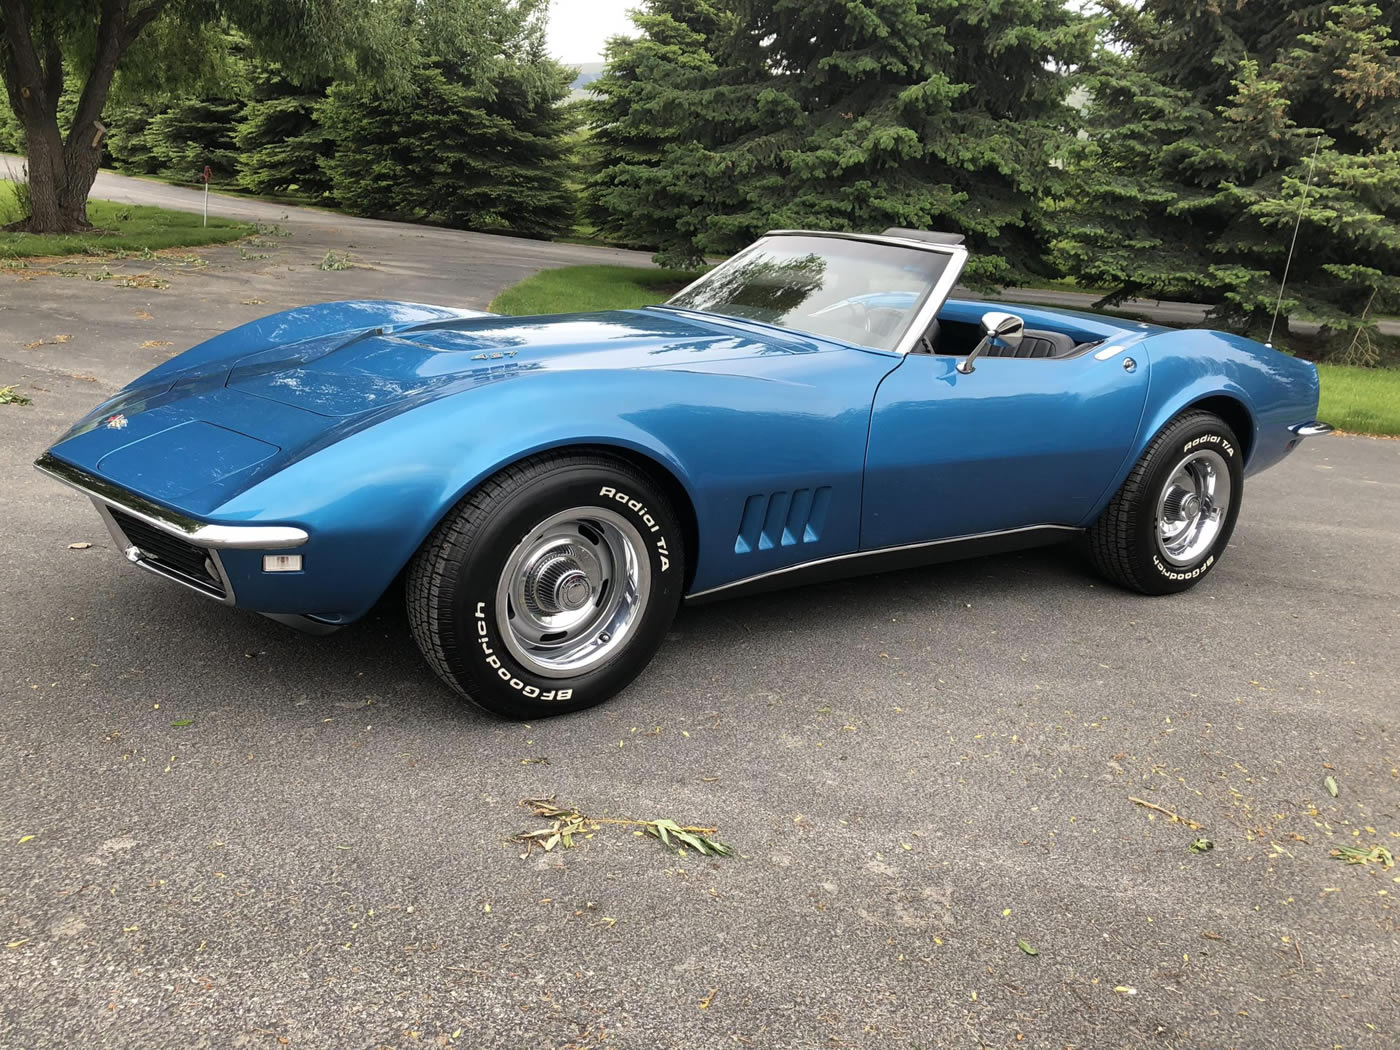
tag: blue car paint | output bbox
[211,345,898,617]
[43,292,1321,623]
[1123,327,1320,477]
[861,342,1152,547]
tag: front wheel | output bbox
[1086,411,1244,594]
[406,452,685,718]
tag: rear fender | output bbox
[1085,329,1320,521]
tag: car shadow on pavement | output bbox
[51,542,1094,729]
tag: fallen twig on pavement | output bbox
[1128,796,1205,830]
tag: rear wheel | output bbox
[406,452,685,718]
[1086,411,1244,594]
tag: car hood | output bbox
[225,308,826,417]
[45,307,837,514]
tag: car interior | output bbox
[918,316,1103,359]
[875,228,1107,360]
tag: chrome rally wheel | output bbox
[1155,448,1232,567]
[1087,411,1244,595]
[406,452,685,718]
[496,507,650,678]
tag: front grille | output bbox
[109,509,226,598]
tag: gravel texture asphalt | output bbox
[1,193,1398,1050]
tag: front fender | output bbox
[212,354,886,620]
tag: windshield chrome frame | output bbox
[664,230,969,356]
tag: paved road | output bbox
[7,156,1395,338]
[2,194,1399,1050]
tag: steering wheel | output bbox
[849,298,873,334]
[811,296,874,337]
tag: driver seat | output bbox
[982,329,1079,359]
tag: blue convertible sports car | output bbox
[37,229,1332,717]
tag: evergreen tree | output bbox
[322,47,578,237]
[0,95,21,151]
[235,68,334,199]
[103,102,166,175]
[1055,2,1400,354]
[0,0,542,231]
[585,0,1094,281]
[146,96,246,183]
[581,0,741,266]
[729,0,1095,285]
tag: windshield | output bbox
[664,234,954,351]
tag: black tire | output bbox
[1086,410,1244,595]
[406,452,685,718]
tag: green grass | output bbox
[1317,363,1400,437]
[0,180,253,259]
[488,264,700,315]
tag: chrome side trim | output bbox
[1094,343,1130,360]
[686,524,1082,604]
[35,452,308,549]
[1290,421,1335,438]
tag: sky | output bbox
[544,0,636,64]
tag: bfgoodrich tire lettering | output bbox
[1087,411,1244,595]
[406,452,685,718]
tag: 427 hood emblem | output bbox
[471,350,518,360]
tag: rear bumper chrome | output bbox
[1290,421,1335,438]
[34,452,308,550]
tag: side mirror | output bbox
[957,311,1024,374]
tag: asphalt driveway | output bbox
[1,202,1397,1050]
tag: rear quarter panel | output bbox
[1124,329,1320,492]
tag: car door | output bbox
[860,348,1150,550]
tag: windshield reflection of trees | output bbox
[672,253,828,325]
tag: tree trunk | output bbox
[2,0,140,233]
[13,114,98,233]
[59,126,105,229]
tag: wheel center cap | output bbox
[1180,494,1201,519]
[555,570,592,612]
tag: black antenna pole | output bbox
[1267,137,1323,348]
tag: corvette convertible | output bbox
[37,229,1331,717]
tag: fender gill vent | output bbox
[734,487,832,555]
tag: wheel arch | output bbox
[566,442,701,593]
[1085,388,1256,527]
[1182,394,1255,464]
[420,440,702,594]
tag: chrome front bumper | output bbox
[34,451,309,605]
[1290,421,1335,438]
